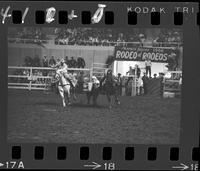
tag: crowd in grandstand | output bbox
[8,27,182,47]
[8,27,48,44]
[22,55,85,68]
[54,28,182,47]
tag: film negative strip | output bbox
[0,1,199,170]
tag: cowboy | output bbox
[126,66,134,76]
[137,76,143,95]
[101,69,120,105]
[42,55,48,67]
[56,59,78,100]
[142,72,148,95]
[49,56,56,67]
[153,73,157,79]
[145,57,152,77]
[77,57,86,68]
[135,64,141,78]
[55,58,68,74]
[54,59,74,88]
[102,69,116,89]
[116,73,123,96]
[126,66,134,86]
[87,76,100,106]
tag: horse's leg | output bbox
[110,95,114,109]
[66,85,71,105]
[71,84,77,101]
[87,92,91,105]
[114,89,120,105]
[93,89,99,106]
[106,93,112,109]
[59,87,66,107]
[73,88,77,101]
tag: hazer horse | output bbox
[54,70,77,107]
[100,70,120,109]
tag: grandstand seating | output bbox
[8,27,182,47]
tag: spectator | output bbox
[126,66,134,76]
[8,27,182,47]
[137,76,143,95]
[24,56,33,66]
[142,72,148,95]
[77,57,85,68]
[42,55,49,76]
[145,57,152,77]
[42,55,48,67]
[153,74,157,79]
[134,64,141,78]
[126,66,135,86]
[64,56,70,66]
[116,73,123,96]
[33,55,41,67]
[49,56,56,67]
[69,57,77,68]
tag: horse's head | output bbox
[51,72,59,84]
[52,70,64,83]
[55,71,61,80]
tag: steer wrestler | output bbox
[86,76,100,106]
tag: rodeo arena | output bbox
[7,27,182,144]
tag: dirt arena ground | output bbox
[7,89,180,144]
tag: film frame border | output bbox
[0,1,199,170]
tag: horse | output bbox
[54,70,77,107]
[52,69,101,107]
[100,70,120,109]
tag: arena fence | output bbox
[8,65,140,96]
[8,66,92,91]
[92,63,108,78]
[8,66,181,98]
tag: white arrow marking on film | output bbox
[172,163,189,170]
[84,162,101,169]
[0,163,4,167]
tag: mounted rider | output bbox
[53,58,76,88]
[101,69,117,93]
[101,69,120,105]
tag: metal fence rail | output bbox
[7,37,182,47]
[8,66,92,91]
